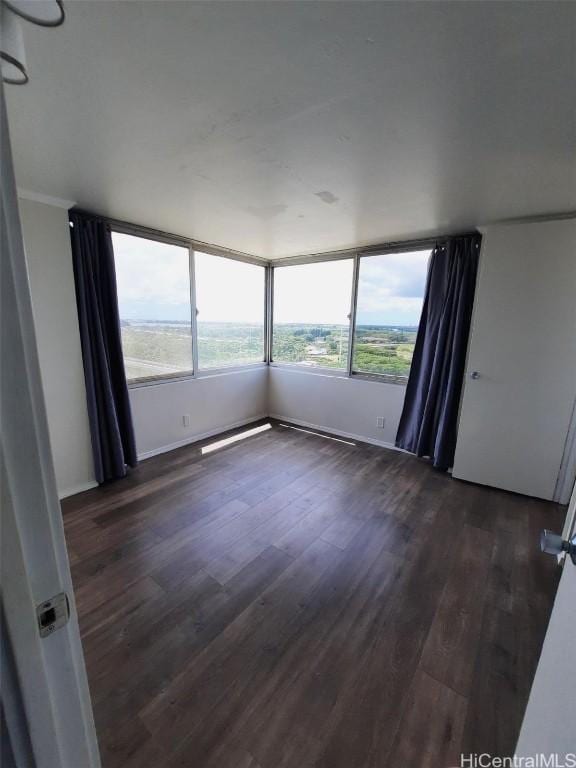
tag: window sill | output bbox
[127,363,408,389]
[269,362,349,378]
[269,363,409,386]
[196,362,267,378]
[351,371,408,386]
[127,362,267,389]
[127,371,195,389]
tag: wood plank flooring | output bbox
[62,420,564,768]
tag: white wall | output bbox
[268,366,406,448]
[130,367,268,459]
[19,198,96,498]
[12,199,423,491]
[453,219,576,501]
[19,199,269,496]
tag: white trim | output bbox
[17,188,76,209]
[554,396,576,505]
[561,481,576,547]
[268,413,404,452]
[58,480,99,501]
[137,413,269,461]
[2,84,100,768]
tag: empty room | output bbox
[1,1,575,767]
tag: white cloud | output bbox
[112,232,190,306]
[195,252,264,323]
[112,233,430,327]
[113,234,265,323]
[356,250,430,324]
[273,259,354,325]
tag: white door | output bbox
[452,219,576,502]
[515,483,576,759]
[1,83,100,767]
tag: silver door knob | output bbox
[540,530,576,565]
[469,371,480,380]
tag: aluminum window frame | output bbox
[270,254,356,374]
[111,226,196,387]
[269,241,434,384]
[99,207,471,389]
[193,249,268,373]
[106,217,269,388]
[349,242,434,385]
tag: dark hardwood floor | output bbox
[62,420,564,768]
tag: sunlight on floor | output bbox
[278,423,356,446]
[201,422,272,454]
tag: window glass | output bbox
[112,232,193,382]
[195,251,265,369]
[353,250,430,378]
[272,260,353,369]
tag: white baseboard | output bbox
[59,479,99,500]
[62,413,405,493]
[137,413,269,461]
[60,414,406,497]
[268,413,403,452]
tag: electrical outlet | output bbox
[183,414,191,427]
[376,416,385,429]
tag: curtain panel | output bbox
[69,211,137,483]
[395,233,481,470]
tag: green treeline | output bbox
[120,320,417,379]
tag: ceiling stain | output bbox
[315,190,339,205]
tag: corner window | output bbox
[352,249,430,379]
[272,259,354,369]
[112,232,193,383]
[112,222,431,386]
[194,252,266,369]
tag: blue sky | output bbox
[355,249,430,325]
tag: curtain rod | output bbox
[272,230,481,267]
[67,204,575,267]
[69,207,268,267]
[70,205,481,267]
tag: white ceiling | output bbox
[6,1,576,259]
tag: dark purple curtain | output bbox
[69,211,137,484]
[395,234,481,470]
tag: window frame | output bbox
[104,211,446,388]
[349,244,432,385]
[269,243,431,384]
[269,253,356,375]
[194,249,268,372]
[110,221,269,388]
